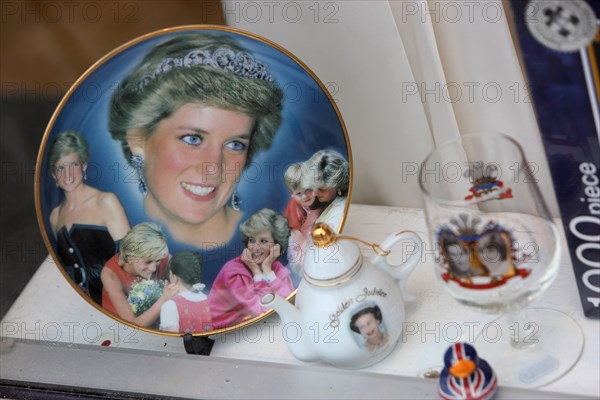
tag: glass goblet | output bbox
[419,133,584,388]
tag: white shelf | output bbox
[1,204,598,398]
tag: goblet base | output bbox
[474,308,584,388]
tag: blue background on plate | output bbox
[39,28,349,294]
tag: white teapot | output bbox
[261,223,422,369]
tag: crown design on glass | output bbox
[139,48,274,90]
[463,161,513,202]
[445,214,481,240]
[464,161,497,182]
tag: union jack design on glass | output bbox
[436,214,531,289]
[464,161,513,202]
[438,342,497,400]
[464,180,513,202]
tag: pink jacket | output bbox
[209,256,293,328]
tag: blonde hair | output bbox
[119,222,168,264]
[284,162,314,191]
[240,208,289,256]
[48,131,90,172]
[109,32,283,166]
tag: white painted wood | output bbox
[2,205,597,398]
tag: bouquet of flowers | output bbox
[127,279,164,316]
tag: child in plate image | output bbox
[208,208,293,328]
[309,150,350,231]
[108,32,283,248]
[101,222,178,327]
[349,305,389,352]
[283,162,323,274]
[283,162,323,237]
[160,250,212,333]
[48,131,130,305]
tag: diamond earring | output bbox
[130,154,147,197]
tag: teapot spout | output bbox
[261,293,319,362]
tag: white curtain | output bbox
[223,0,559,216]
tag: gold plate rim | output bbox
[34,24,353,338]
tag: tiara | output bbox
[139,48,274,90]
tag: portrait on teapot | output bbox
[349,303,390,353]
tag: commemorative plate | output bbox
[35,26,351,336]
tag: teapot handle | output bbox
[370,230,422,302]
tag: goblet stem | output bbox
[508,309,538,350]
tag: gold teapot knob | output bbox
[311,223,337,248]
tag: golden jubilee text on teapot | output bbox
[328,287,388,328]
